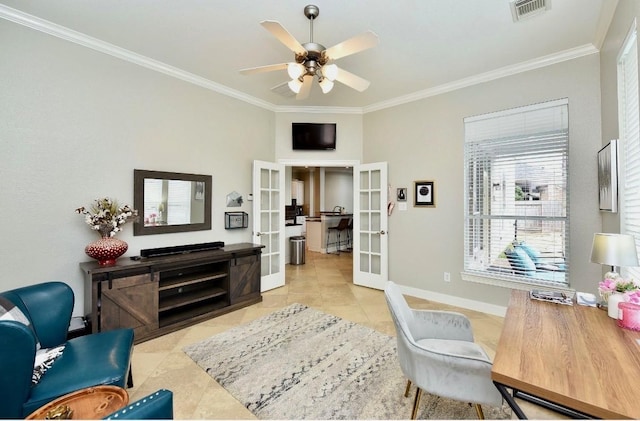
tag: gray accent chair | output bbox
[384,281,502,419]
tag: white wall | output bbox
[324,171,354,213]
[275,112,363,161]
[0,20,274,315]
[364,54,603,307]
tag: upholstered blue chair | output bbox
[0,281,134,418]
[384,281,502,419]
[104,389,173,419]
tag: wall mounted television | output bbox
[292,123,337,150]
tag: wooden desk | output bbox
[492,290,640,419]
[26,386,128,419]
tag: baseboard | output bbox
[396,284,507,317]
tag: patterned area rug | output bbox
[183,303,510,420]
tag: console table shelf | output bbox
[81,242,263,343]
[159,287,227,312]
[158,273,227,291]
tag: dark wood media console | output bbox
[81,242,263,343]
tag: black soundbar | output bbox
[140,241,225,258]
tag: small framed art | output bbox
[414,181,435,207]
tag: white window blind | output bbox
[618,22,640,281]
[167,180,192,225]
[143,179,163,221]
[463,99,569,288]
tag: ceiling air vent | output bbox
[271,82,297,98]
[510,0,551,22]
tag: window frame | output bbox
[461,99,571,292]
[617,19,640,282]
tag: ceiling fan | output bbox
[240,4,378,100]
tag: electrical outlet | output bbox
[444,272,451,282]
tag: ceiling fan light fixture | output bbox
[288,78,303,93]
[322,64,338,81]
[287,62,305,79]
[319,77,334,94]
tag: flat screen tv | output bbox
[292,123,336,150]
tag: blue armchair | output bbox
[0,281,134,418]
[104,389,173,419]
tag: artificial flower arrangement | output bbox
[75,197,138,238]
[598,276,640,304]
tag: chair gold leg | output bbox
[475,404,485,420]
[411,387,422,420]
[404,379,412,397]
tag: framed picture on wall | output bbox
[414,181,435,207]
[597,140,618,212]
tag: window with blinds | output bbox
[143,178,192,225]
[463,99,569,288]
[618,21,640,281]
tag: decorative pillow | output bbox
[32,346,65,384]
[505,245,536,276]
[0,295,41,350]
[518,243,541,263]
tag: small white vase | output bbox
[608,293,625,319]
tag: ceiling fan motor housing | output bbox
[297,42,327,77]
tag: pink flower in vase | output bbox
[598,278,618,293]
[624,290,640,305]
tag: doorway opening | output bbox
[283,160,357,277]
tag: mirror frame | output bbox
[133,169,212,236]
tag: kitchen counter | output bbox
[305,213,352,253]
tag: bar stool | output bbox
[326,218,350,254]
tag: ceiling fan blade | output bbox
[239,63,288,75]
[261,20,306,55]
[334,67,371,92]
[323,30,379,61]
[296,75,313,100]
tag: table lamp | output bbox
[590,233,639,277]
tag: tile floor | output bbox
[127,250,556,419]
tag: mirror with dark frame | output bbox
[133,169,212,236]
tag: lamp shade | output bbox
[287,63,304,79]
[319,78,334,94]
[322,64,338,81]
[590,233,639,267]
[288,78,302,94]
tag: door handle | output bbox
[380,230,386,235]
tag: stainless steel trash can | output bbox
[290,236,306,265]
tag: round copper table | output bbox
[26,385,128,419]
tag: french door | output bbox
[252,160,285,291]
[353,162,389,289]
[254,159,388,291]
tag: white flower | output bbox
[76,197,138,238]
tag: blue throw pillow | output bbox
[505,246,537,276]
[518,243,541,263]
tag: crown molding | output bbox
[593,0,619,50]
[273,105,363,114]
[363,44,600,113]
[2,5,600,116]
[0,4,277,112]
